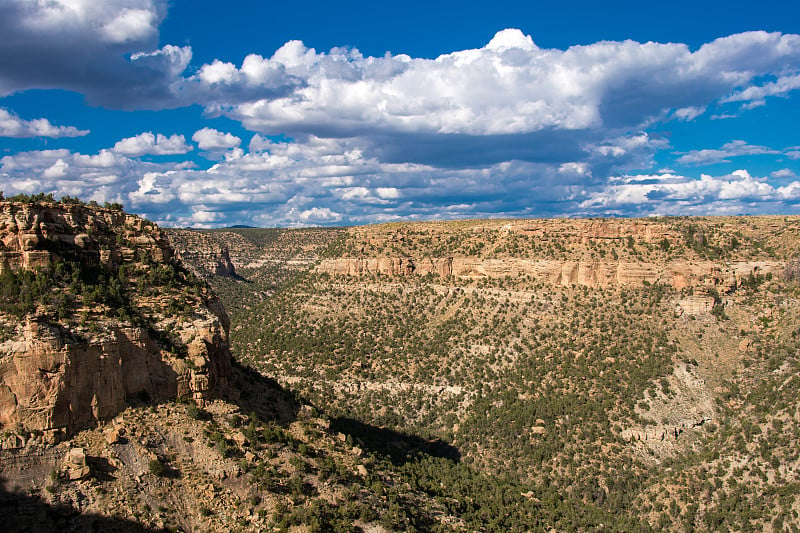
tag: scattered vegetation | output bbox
[209,215,800,531]
[4,205,800,531]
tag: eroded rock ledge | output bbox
[316,256,782,290]
[0,201,232,444]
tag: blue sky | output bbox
[1,0,799,227]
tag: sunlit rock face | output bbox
[0,200,231,441]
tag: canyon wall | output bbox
[0,201,231,441]
[316,256,783,290]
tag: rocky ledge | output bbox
[0,200,231,445]
[316,256,783,290]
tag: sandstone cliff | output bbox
[317,255,783,290]
[166,228,263,277]
[0,200,231,443]
[316,216,798,290]
[172,239,237,279]
[0,201,171,273]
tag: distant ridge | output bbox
[184,225,258,231]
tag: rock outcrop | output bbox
[316,256,783,290]
[0,201,171,273]
[315,217,797,290]
[0,200,232,442]
[0,314,229,441]
[174,245,237,278]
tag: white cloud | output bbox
[130,44,192,80]
[0,0,184,108]
[209,30,800,141]
[0,147,161,207]
[676,140,781,165]
[101,7,158,44]
[248,134,275,153]
[723,73,800,104]
[558,162,590,176]
[189,208,223,224]
[1,0,799,135]
[296,207,342,224]
[672,106,706,121]
[485,28,537,51]
[717,170,773,199]
[0,108,88,138]
[157,28,797,182]
[1,10,799,225]
[580,169,800,215]
[777,182,800,200]
[15,0,161,43]
[128,171,177,205]
[197,60,239,85]
[771,169,797,179]
[0,2,799,186]
[375,187,401,199]
[42,159,69,179]
[1,139,798,226]
[192,128,242,151]
[112,131,192,156]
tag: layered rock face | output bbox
[175,245,237,278]
[317,256,783,290]
[0,201,171,272]
[0,201,231,441]
[316,217,795,290]
[0,314,229,441]
[166,228,248,279]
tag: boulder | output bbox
[64,447,90,480]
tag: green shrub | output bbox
[148,459,166,477]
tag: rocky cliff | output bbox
[0,200,231,443]
[169,233,238,278]
[316,216,798,290]
[166,228,261,278]
[317,255,783,290]
[0,201,170,273]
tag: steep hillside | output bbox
[166,226,346,315]
[0,199,232,441]
[5,208,800,532]
[227,216,800,531]
[0,200,451,532]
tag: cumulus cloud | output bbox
[164,28,800,178]
[42,158,69,179]
[1,11,799,224]
[192,128,241,151]
[580,169,800,216]
[2,0,799,135]
[2,136,796,228]
[2,3,800,175]
[296,207,342,224]
[101,7,158,44]
[112,131,192,156]
[0,137,566,226]
[0,0,190,107]
[0,147,158,206]
[213,30,800,141]
[0,108,88,138]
